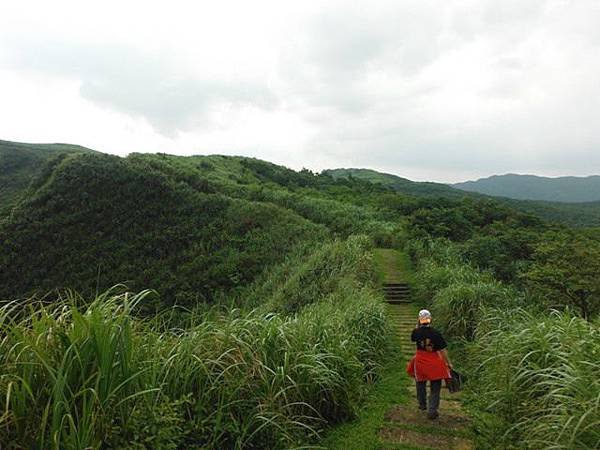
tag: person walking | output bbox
[406,309,452,419]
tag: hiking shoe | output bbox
[427,411,439,420]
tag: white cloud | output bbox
[1,0,599,182]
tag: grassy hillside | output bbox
[327,167,600,227]
[1,140,599,449]
[0,152,332,306]
[453,173,600,202]
[0,139,95,216]
[0,142,557,305]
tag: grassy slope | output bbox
[0,139,95,216]
[327,168,600,227]
[0,152,330,304]
[0,146,404,306]
[0,238,390,449]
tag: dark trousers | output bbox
[416,379,441,413]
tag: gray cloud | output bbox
[284,0,600,180]
[5,42,276,136]
[279,2,451,116]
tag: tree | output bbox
[524,232,600,319]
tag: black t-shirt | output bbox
[411,326,447,352]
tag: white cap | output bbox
[418,309,432,324]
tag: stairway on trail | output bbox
[375,248,473,450]
[383,283,411,305]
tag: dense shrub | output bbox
[523,232,600,319]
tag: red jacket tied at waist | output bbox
[406,350,451,381]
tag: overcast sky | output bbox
[1,0,599,182]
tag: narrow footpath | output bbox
[323,249,473,450]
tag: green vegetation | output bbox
[0,139,95,217]
[407,217,599,449]
[453,173,600,203]
[472,309,600,449]
[1,139,599,448]
[321,333,410,450]
[0,239,388,449]
[326,168,472,199]
[523,231,600,319]
[0,153,329,306]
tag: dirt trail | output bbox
[376,249,473,450]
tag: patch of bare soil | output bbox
[383,404,470,430]
[379,427,474,450]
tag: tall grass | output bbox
[0,237,389,449]
[0,288,153,449]
[245,235,377,313]
[469,309,600,449]
[431,280,517,341]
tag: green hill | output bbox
[453,173,600,202]
[0,139,95,216]
[325,168,478,199]
[1,141,595,306]
[0,151,332,305]
[326,168,600,227]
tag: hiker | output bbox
[406,309,452,420]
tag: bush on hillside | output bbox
[523,232,600,319]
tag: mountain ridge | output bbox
[452,173,600,203]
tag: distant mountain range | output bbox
[452,174,600,203]
[325,168,600,227]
